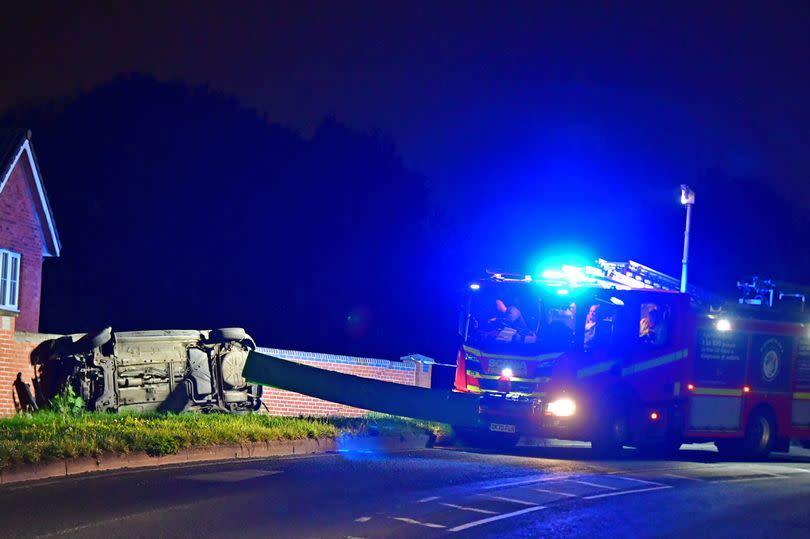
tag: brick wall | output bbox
[0,319,50,416]
[256,347,433,417]
[0,157,46,333]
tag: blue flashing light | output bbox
[469,283,481,290]
[557,288,570,295]
[542,269,565,280]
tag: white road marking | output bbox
[481,495,539,506]
[583,485,673,500]
[392,517,446,529]
[181,469,282,482]
[354,516,372,522]
[532,487,578,497]
[449,505,547,532]
[417,496,440,503]
[610,475,665,486]
[440,502,499,515]
[480,474,571,490]
[569,479,617,490]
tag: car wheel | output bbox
[72,327,113,354]
[209,328,247,343]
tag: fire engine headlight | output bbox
[546,398,576,417]
[500,367,514,380]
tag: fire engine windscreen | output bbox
[467,284,578,353]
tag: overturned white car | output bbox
[30,327,263,413]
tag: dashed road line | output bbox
[480,475,571,490]
[392,517,446,529]
[532,487,578,497]
[417,496,440,503]
[440,502,499,515]
[354,516,372,523]
[583,485,673,500]
[610,475,665,486]
[449,505,547,532]
[481,495,540,506]
[569,479,617,490]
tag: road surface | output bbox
[2,441,810,538]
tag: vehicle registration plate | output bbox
[489,423,516,433]
[487,359,527,377]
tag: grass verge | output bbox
[0,411,447,468]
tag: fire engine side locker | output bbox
[684,326,748,439]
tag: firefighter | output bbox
[584,304,599,348]
[640,306,666,345]
[489,299,528,341]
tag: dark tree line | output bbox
[2,74,460,362]
[3,73,809,366]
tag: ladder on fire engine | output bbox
[596,259,723,307]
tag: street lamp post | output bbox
[680,185,695,293]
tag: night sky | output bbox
[2,2,810,361]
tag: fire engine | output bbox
[454,260,810,457]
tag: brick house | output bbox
[0,130,61,415]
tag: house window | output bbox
[0,249,21,311]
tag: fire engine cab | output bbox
[455,260,810,457]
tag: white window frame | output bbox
[0,249,21,311]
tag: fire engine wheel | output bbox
[591,404,629,457]
[716,409,776,460]
[742,409,776,459]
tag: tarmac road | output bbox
[2,441,810,538]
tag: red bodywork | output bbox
[456,282,810,448]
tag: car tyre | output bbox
[209,328,247,343]
[72,327,113,354]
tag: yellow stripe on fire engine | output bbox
[462,345,563,362]
[621,349,688,377]
[577,361,616,378]
[466,370,551,383]
[466,385,483,393]
[577,349,688,379]
[691,387,743,397]
[793,392,810,400]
